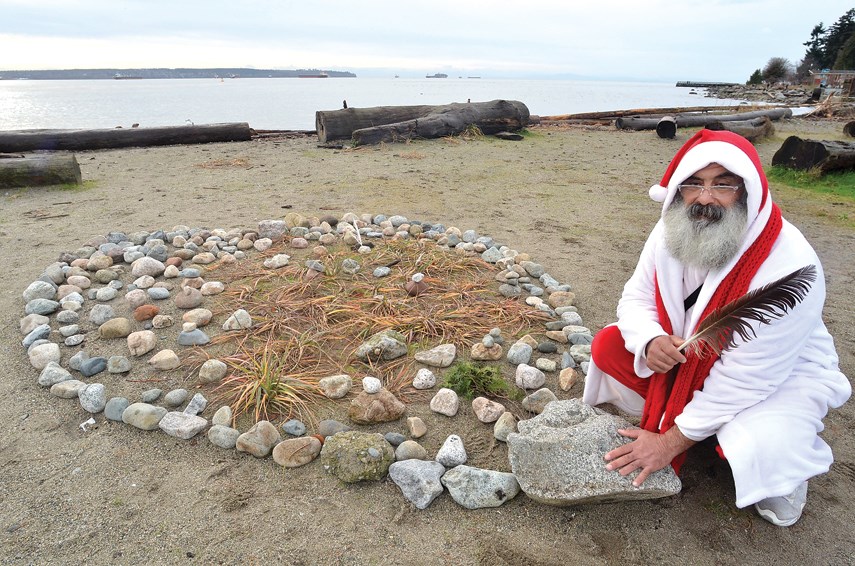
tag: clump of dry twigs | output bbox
[186,237,548,424]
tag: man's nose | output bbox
[695,187,716,204]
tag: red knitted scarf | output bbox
[641,203,783,473]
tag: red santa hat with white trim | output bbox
[649,129,771,222]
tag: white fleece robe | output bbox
[583,137,851,508]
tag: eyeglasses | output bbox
[676,183,743,198]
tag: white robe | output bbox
[583,218,851,507]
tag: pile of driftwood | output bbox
[315,100,530,146]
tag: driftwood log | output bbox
[656,117,677,139]
[705,116,774,142]
[615,108,792,131]
[0,123,253,152]
[843,121,855,137]
[0,155,82,188]
[540,105,750,121]
[772,136,855,173]
[316,100,530,145]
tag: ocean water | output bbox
[0,77,750,131]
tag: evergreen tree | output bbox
[747,69,763,85]
[803,23,827,69]
[762,57,793,83]
[834,33,855,69]
[823,8,855,68]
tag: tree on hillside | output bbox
[803,23,827,69]
[834,33,855,70]
[827,8,855,68]
[747,69,763,85]
[762,57,793,83]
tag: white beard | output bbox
[663,199,748,271]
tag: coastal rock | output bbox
[441,465,520,509]
[348,388,407,424]
[407,416,427,439]
[199,359,228,384]
[429,388,460,417]
[522,388,558,414]
[79,383,107,413]
[149,349,181,370]
[122,403,167,430]
[158,411,208,440]
[99,317,133,339]
[319,431,395,483]
[28,343,60,370]
[388,460,446,509]
[507,399,682,505]
[395,440,428,461]
[208,425,241,449]
[319,374,353,399]
[223,309,253,330]
[236,421,281,458]
[104,397,130,421]
[470,342,503,361]
[472,397,506,423]
[37,362,72,387]
[515,364,546,390]
[414,344,456,368]
[212,405,232,427]
[412,368,436,390]
[494,411,517,442]
[355,329,408,361]
[50,379,87,399]
[506,342,533,365]
[435,434,467,467]
[272,436,322,468]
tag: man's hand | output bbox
[645,335,687,373]
[604,427,696,487]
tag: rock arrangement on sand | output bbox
[19,211,679,510]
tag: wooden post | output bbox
[0,155,82,188]
[655,117,677,139]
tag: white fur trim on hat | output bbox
[649,184,668,202]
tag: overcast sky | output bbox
[1,1,852,82]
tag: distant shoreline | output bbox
[0,68,357,80]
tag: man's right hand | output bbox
[645,335,687,373]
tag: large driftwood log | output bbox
[0,123,253,152]
[656,117,677,139]
[316,100,530,145]
[705,116,774,142]
[0,155,82,188]
[541,105,750,121]
[615,108,792,131]
[843,121,855,137]
[772,136,855,173]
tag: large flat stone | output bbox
[507,399,681,505]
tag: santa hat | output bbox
[649,129,770,219]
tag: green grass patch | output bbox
[58,179,97,192]
[767,165,855,201]
[441,361,522,401]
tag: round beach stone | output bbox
[127,330,157,356]
[66,275,91,289]
[132,275,156,289]
[163,388,189,407]
[124,289,148,309]
[104,397,130,421]
[107,355,132,373]
[282,419,307,437]
[362,376,382,394]
[99,317,132,339]
[506,342,533,365]
[200,281,225,295]
[174,286,203,309]
[319,374,352,399]
[79,383,106,413]
[212,405,232,427]
[24,280,57,302]
[429,388,460,417]
[133,304,160,321]
[147,287,170,300]
[472,397,506,423]
[28,342,60,370]
[131,257,166,278]
[273,436,322,468]
[88,304,116,325]
[25,299,60,316]
[406,416,427,438]
[178,329,210,346]
[150,350,181,370]
[535,358,558,372]
[141,388,162,403]
[236,420,281,458]
[395,440,428,461]
[515,363,546,390]
[199,359,228,383]
[38,362,72,387]
[414,343,456,368]
[494,411,517,442]
[20,313,50,335]
[222,309,252,330]
[151,315,174,328]
[412,368,436,390]
[208,425,241,449]
[22,324,51,348]
[79,356,107,377]
[50,379,87,399]
[182,308,213,327]
[435,434,467,467]
[122,403,168,430]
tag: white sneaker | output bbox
[754,482,808,527]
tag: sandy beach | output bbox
[1,118,853,565]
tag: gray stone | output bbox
[20,313,50,335]
[435,434,467,467]
[480,247,503,263]
[519,261,545,278]
[568,333,594,346]
[394,439,428,461]
[494,411,517,442]
[498,283,522,298]
[163,388,188,407]
[208,424,241,449]
[95,287,118,302]
[38,361,72,387]
[515,364,546,390]
[24,280,57,302]
[107,355,132,373]
[79,383,107,413]
[506,342,533,365]
[159,411,208,439]
[122,403,168,430]
[104,397,130,421]
[414,343,456,368]
[507,399,682,505]
[177,328,210,346]
[412,368,436,390]
[273,436,322,468]
[562,351,576,369]
[441,465,521,509]
[212,406,232,427]
[68,350,88,371]
[319,374,352,399]
[282,419,306,436]
[355,329,408,361]
[318,419,351,437]
[183,392,207,416]
[199,359,228,383]
[25,298,60,316]
[569,344,592,364]
[58,324,80,337]
[522,387,558,414]
[537,341,558,354]
[320,431,395,483]
[141,388,162,403]
[535,358,557,372]
[389,460,446,509]
[79,357,107,377]
[258,219,288,239]
[131,257,166,278]
[50,379,87,399]
[223,309,253,330]
[64,335,85,347]
[147,287,170,300]
[88,304,116,325]
[372,266,391,278]
[429,388,459,417]
[22,324,52,349]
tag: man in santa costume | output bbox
[582,129,850,526]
